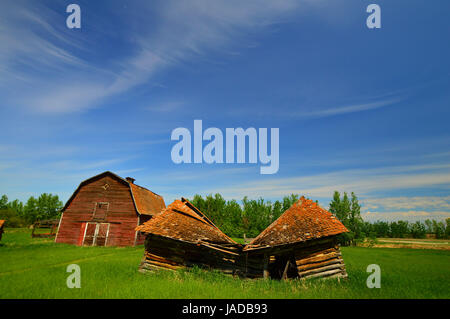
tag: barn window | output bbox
[97,203,108,209]
[93,202,109,220]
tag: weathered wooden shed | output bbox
[137,196,348,280]
[243,197,349,280]
[55,171,165,247]
[136,198,250,275]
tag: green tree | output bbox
[329,191,356,245]
[445,218,450,239]
[410,221,426,239]
[282,194,299,213]
[329,191,351,227]
[222,199,243,237]
[432,220,445,239]
[349,192,363,239]
[7,199,24,217]
[23,196,37,223]
[204,193,227,227]
[360,221,373,238]
[190,194,205,211]
[242,197,272,237]
[424,219,433,234]
[0,194,8,209]
[191,194,246,238]
[390,220,409,238]
[0,208,27,227]
[340,192,351,225]
[0,195,27,227]
[23,193,63,223]
[272,200,283,221]
[329,191,341,218]
[372,221,389,237]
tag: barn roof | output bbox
[244,197,348,250]
[136,198,236,245]
[63,171,165,216]
[0,220,4,228]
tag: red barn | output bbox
[55,171,165,247]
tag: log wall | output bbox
[241,236,347,280]
[140,234,347,281]
[294,241,347,280]
[140,235,265,277]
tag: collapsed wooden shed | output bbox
[136,198,250,276]
[137,196,349,281]
[244,197,349,280]
[55,171,165,247]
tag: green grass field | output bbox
[0,228,449,299]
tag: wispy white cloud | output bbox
[360,196,450,221]
[26,84,109,113]
[1,1,302,113]
[208,163,450,199]
[224,90,408,120]
[363,210,450,222]
[46,157,136,171]
[157,166,256,183]
[362,196,450,212]
[0,156,141,202]
[293,97,404,118]
[0,144,81,161]
[0,5,87,80]
[144,101,185,113]
[181,164,450,221]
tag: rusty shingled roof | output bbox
[136,198,236,245]
[0,220,4,228]
[63,171,165,216]
[245,197,348,249]
[129,182,166,216]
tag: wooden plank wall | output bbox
[140,235,261,277]
[135,215,152,245]
[294,241,347,280]
[55,175,140,246]
[139,235,347,281]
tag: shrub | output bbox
[0,208,28,227]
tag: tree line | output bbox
[0,194,63,227]
[1,191,449,243]
[190,193,301,238]
[191,192,450,242]
[328,191,450,244]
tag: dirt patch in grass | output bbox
[372,244,450,250]
[359,238,450,250]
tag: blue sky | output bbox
[0,0,449,221]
